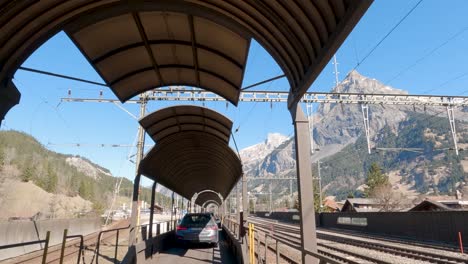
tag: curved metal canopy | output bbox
[0,0,372,115]
[195,191,223,207]
[202,200,219,208]
[138,105,242,200]
[140,105,232,144]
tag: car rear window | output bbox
[180,214,213,227]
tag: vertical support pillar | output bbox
[361,103,371,154]
[188,201,191,213]
[129,92,147,246]
[236,182,243,240]
[290,179,293,207]
[240,173,250,264]
[170,192,174,230]
[242,173,248,216]
[236,182,241,227]
[225,198,228,215]
[191,194,196,213]
[290,103,318,264]
[269,182,272,213]
[148,181,157,238]
[318,161,322,209]
[129,174,141,247]
[306,103,315,153]
[447,105,459,155]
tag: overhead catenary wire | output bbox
[234,70,283,133]
[354,0,424,70]
[387,26,468,84]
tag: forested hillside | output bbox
[0,130,169,219]
[318,112,468,199]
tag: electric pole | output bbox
[317,161,323,209]
[269,182,272,213]
[332,55,340,90]
[290,179,293,207]
[134,92,148,240]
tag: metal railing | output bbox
[0,231,50,264]
[230,221,354,264]
[0,230,86,264]
[95,225,130,264]
[223,217,240,238]
[0,220,178,264]
[95,220,176,264]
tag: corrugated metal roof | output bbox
[195,192,223,206]
[0,0,372,108]
[140,105,232,144]
[138,106,242,201]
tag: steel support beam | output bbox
[361,104,372,154]
[61,89,468,106]
[148,181,157,238]
[170,192,174,230]
[290,103,318,264]
[129,174,141,247]
[242,173,248,216]
[236,181,241,237]
[269,182,272,213]
[447,105,459,156]
[306,103,315,153]
[191,195,196,212]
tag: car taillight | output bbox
[206,225,218,230]
[176,226,187,231]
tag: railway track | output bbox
[248,217,468,264]
[1,220,130,264]
[252,228,388,264]
[249,216,466,253]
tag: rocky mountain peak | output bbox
[240,133,289,170]
[315,71,408,147]
[335,70,407,95]
[65,156,112,180]
[264,133,289,148]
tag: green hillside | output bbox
[0,130,171,217]
[317,112,468,199]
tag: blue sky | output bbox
[3,0,468,185]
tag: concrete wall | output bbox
[0,218,100,260]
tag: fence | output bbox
[224,218,355,264]
[320,211,468,247]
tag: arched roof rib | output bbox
[0,0,372,110]
[138,106,242,201]
[195,192,223,207]
[139,105,232,143]
[67,10,248,105]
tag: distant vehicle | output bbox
[176,213,219,247]
[209,212,222,228]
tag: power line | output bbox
[425,72,468,95]
[354,0,424,70]
[387,26,468,84]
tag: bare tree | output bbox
[369,185,407,212]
